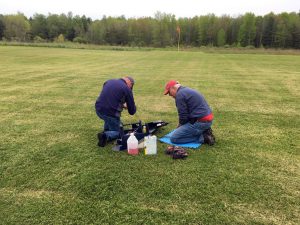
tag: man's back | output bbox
[175,86,212,124]
[95,79,136,118]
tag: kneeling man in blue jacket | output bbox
[164,80,215,145]
[95,76,136,147]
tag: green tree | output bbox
[262,13,276,47]
[67,13,91,41]
[198,14,217,46]
[290,12,300,48]
[46,13,68,40]
[128,17,154,46]
[190,17,200,46]
[207,14,218,46]
[218,15,231,45]
[87,20,106,44]
[228,16,242,45]
[72,15,85,39]
[152,12,174,47]
[31,14,48,39]
[105,16,129,45]
[178,17,201,46]
[177,18,190,46]
[1,11,300,49]
[254,16,263,47]
[65,12,75,41]
[0,14,5,40]
[217,28,226,46]
[198,15,209,46]
[238,13,256,46]
[274,12,293,48]
[3,13,30,41]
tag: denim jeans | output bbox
[170,121,212,144]
[96,111,120,141]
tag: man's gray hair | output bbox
[126,76,134,85]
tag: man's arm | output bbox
[176,95,189,125]
[125,90,136,115]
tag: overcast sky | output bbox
[1,0,299,19]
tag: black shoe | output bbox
[204,128,213,136]
[97,132,107,147]
[203,128,215,146]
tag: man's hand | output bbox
[123,103,128,109]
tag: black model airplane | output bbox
[114,120,168,151]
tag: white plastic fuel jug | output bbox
[144,135,157,155]
[127,133,139,155]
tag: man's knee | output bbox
[170,134,180,144]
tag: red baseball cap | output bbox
[164,80,178,95]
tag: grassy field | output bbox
[0,46,299,224]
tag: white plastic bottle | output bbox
[127,133,139,155]
[144,135,157,155]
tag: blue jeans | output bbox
[96,111,120,141]
[170,121,212,144]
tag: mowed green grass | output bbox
[0,46,299,224]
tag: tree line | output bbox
[0,11,300,48]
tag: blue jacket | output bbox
[175,86,212,125]
[95,79,136,118]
